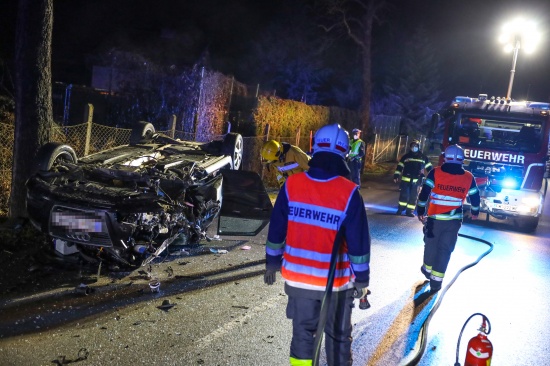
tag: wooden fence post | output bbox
[261,124,270,180]
[169,114,176,138]
[372,133,378,164]
[84,103,93,156]
[396,135,403,161]
[264,123,270,141]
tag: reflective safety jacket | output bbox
[266,169,371,295]
[348,139,365,162]
[283,173,356,291]
[417,164,480,220]
[270,143,311,188]
[394,150,433,183]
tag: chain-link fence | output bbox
[0,117,404,215]
[0,120,270,214]
[50,123,132,157]
[369,115,401,163]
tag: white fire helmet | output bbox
[444,144,465,164]
[312,124,350,158]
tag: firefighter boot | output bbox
[396,207,405,215]
[405,209,415,217]
[429,280,442,293]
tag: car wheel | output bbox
[130,121,155,145]
[221,133,243,170]
[34,142,78,172]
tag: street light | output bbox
[498,18,540,100]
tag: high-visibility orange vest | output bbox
[282,173,357,292]
[427,168,473,216]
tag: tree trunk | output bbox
[9,0,53,218]
[360,0,374,135]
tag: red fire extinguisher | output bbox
[455,313,492,366]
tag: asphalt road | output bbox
[0,174,549,365]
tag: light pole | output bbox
[498,18,540,100]
[505,37,520,100]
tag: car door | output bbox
[218,170,273,236]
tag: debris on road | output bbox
[149,279,160,293]
[157,299,176,311]
[75,283,94,296]
[209,248,228,254]
[51,347,89,365]
[165,266,174,277]
[173,248,190,256]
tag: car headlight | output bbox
[521,197,540,207]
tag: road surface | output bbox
[0,174,549,365]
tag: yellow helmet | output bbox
[261,140,282,161]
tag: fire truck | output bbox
[431,94,549,232]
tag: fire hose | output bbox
[402,233,494,366]
[312,225,370,366]
[312,228,343,366]
[312,226,493,365]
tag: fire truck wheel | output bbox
[513,216,539,233]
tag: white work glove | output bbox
[352,282,370,299]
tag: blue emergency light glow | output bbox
[453,96,473,103]
[527,102,550,110]
[502,177,518,189]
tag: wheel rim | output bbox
[52,151,76,169]
[233,137,243,169]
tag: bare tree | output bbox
[383,26,445,136]
[317,0,387,133]
[9,0,53,218]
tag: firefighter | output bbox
[393,139,433,217]
[264,123,371,366]
[416,144,480,292]
[261,140,311,188]
[347,128,366,187]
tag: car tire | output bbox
[34,142,78,172]
[130,121,155,145]
[221,133,243,170]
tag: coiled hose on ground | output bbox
[402,233,494,366]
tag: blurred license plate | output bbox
[51,211,105,232]
[494,203,517,211]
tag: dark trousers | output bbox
[348,159,362,186]
[286,291,355,366]
[423,219,462,285]
[398,180,419,211]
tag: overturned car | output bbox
[26,122,272,268]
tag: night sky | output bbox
[2,0,550,103]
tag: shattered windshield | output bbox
[450,115,544,153]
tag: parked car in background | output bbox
[26,122,272,269]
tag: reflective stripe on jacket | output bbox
[282,173,357,292]
[427,168,473,216]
